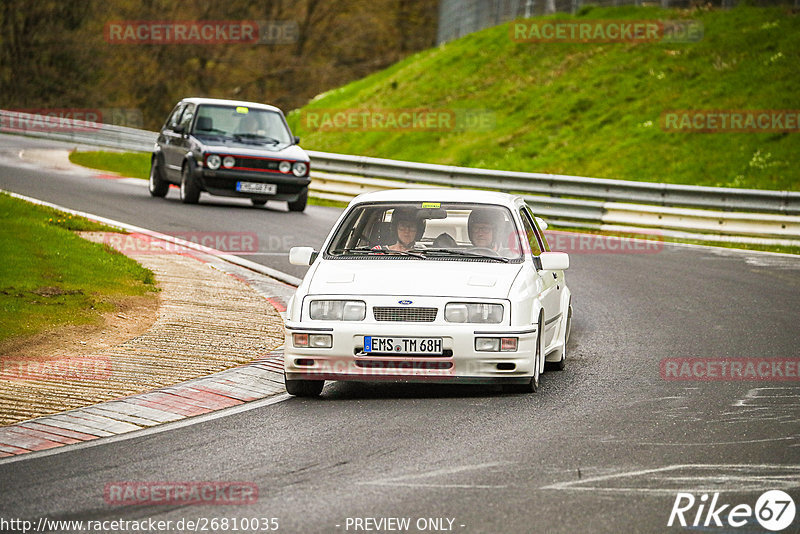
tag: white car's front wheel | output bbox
[546,301,571,372]
[505,312,543,394]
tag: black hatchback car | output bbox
[149,97,311,211]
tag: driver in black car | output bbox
[238,113,261,135]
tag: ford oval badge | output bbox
[398,300,413,305]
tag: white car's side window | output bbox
[519,209,542,256]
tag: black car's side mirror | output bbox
[293,136,300,145]
[173,124,186,134]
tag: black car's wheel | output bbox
[180,164,200,204]
[285,377,324,397]
[251,198,267,207]
[148,157,169,198]
[287,190,307,212]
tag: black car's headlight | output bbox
[444,303,503,323]
[292,162,308,177]
[206,154,221,170]
[222,156,235,168]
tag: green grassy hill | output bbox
[288,6,799,191]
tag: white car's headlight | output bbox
[206,154,221,170]
[279,160,292,174]
[475,337,518,352]
[292,161,308,177]
[445,303,503,323]
[222,156,236,168]
[309,300,366,321]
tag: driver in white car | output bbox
[467,208,502,250]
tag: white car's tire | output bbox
[285,376,324,397]
[546,302,571,372]
[505,312,543,393]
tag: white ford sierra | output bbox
[284,189,572,397]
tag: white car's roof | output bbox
[349,188,522,208]
[180,97,282,113]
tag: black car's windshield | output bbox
[192,105,292,144]
[326,202,523,262]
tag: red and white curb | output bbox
[0,350,286,458]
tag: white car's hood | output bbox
[307,260,522,298]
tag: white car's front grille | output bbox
[373,307,438,322]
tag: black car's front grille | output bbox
[373,307,438,322]
[230,156,282,172]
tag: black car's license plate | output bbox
[364,336,443,355]
[237,181,276,194]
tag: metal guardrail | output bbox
[309,172,800,245]
[2,108,798,244]
[305,150,800,215]
[0,109,156,152]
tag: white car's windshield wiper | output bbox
[421,248,509,263]
[336,246,425,259]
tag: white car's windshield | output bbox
[326,202,523,262]
[192,105,292,144]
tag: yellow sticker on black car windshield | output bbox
[421,202,440,208]
[236,106,249,114]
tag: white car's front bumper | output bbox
[284,320,538,384]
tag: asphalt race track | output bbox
[1,133,798,533]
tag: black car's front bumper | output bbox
[193,167,310,201]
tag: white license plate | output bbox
[237,181,276,194]
[364,336,443,355]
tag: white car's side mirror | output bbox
[539,251,569,271]
[535,216,548,231]
[289,246,317,265]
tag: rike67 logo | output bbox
[668,490,796,531]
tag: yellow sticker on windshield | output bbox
[236,106,249,114]
[421,202,440,208]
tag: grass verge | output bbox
[0,192,158,344]
[69,150,150,179]
[289,6,799,192]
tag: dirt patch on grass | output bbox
[0,293,159,360]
